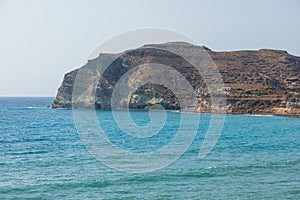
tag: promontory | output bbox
[52,42,300,117]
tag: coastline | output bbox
[51,105,300,118]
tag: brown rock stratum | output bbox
[52,42,300,117]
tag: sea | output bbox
[0,97,299,199]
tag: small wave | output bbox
[3,106,50,110]
[170,110,180,113]
[176,171,219,178]
[243,114,274,117]
[25,106,50,109]
[253,114,274,117]
[8,150,49,155]
[217,159,300,173]
[207,166,217,169]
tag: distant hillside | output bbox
[52,42,300,116]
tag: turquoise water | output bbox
[0,97,300,199]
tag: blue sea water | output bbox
[0,97,299,199]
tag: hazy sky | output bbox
[0,0,299,96]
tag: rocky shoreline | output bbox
[52,42,300,117]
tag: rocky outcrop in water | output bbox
[52,42,300,116]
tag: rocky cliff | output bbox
[52,42,300,116]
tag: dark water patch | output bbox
[103,197,136,200]
[7,150,49,155]
[287,189,300,195]
[0,180,113,195]
[0,186,30,194]
[47,180,112,190]
[0,138,49,144]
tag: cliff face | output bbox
[52,42,300,116]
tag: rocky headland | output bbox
[52,42,300,117]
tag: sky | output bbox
[0,0,299,96]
